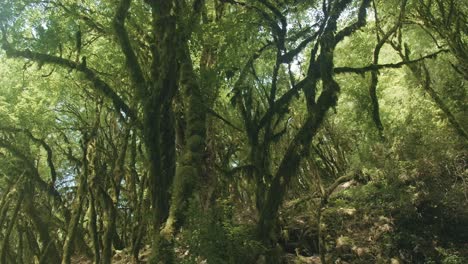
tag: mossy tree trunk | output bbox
[146,1,179,263]
[158,39,207,261]
[99,189,116,264]
[87,189,100,264]
[0,187,24,264]
[114,0,179,262]
[0,180,16,230]
[17,223,24,264]
[23,180,61,264]
[128,132,148,263]
[199,0,225,211]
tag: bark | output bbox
[132,193,150,263]
[159,104,176,222]
[114,2,179,260]
[108,126,130,253]
[113,0,148,100]
[0,138,64,215]
[85,122,127,264]
[9,159,61,264]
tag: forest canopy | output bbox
[0,0,466,263]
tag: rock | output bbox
[352,246,369,257]
[336,236,353,254]
[338,208,357,216]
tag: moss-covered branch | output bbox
[113,0,148,99]
[0,126,57,184]
[0,139,62,206]
[257,0,367,254]
[422,64,468,142]
[0,189,24,263]
[334,49,448,74]
[335,0,371,43]
[1,43,136,121]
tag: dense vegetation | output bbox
[0,0,466,263]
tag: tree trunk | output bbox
[1,190,24,264]
[17,224,24,264]
[88,189,100,264]
[258,19,343,255]
[22,180,61,264]
[100,190,116,264]
[158,42,207,262]
[62,107,100,264]
[61,169,88,264]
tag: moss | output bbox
[187,135,204,152]
[177,166,197,181]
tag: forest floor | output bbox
[71,245,152,264]
[70,246,325,264]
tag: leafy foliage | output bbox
[0,0,466,263]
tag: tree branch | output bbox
[368,0,407,136]
[334,49,448,74]
[1,43,136,121]
[280,32,319,64]
[0,138,63,206]
[324,171,358,199]
[52,2,106,34]
[257,0,287,30]
[205,107,243,132]
[0,127,57,184]
[422,64,468,142]
[113,0,148,99]
[335,0,371,44]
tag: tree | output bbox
[0,0,466,263]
